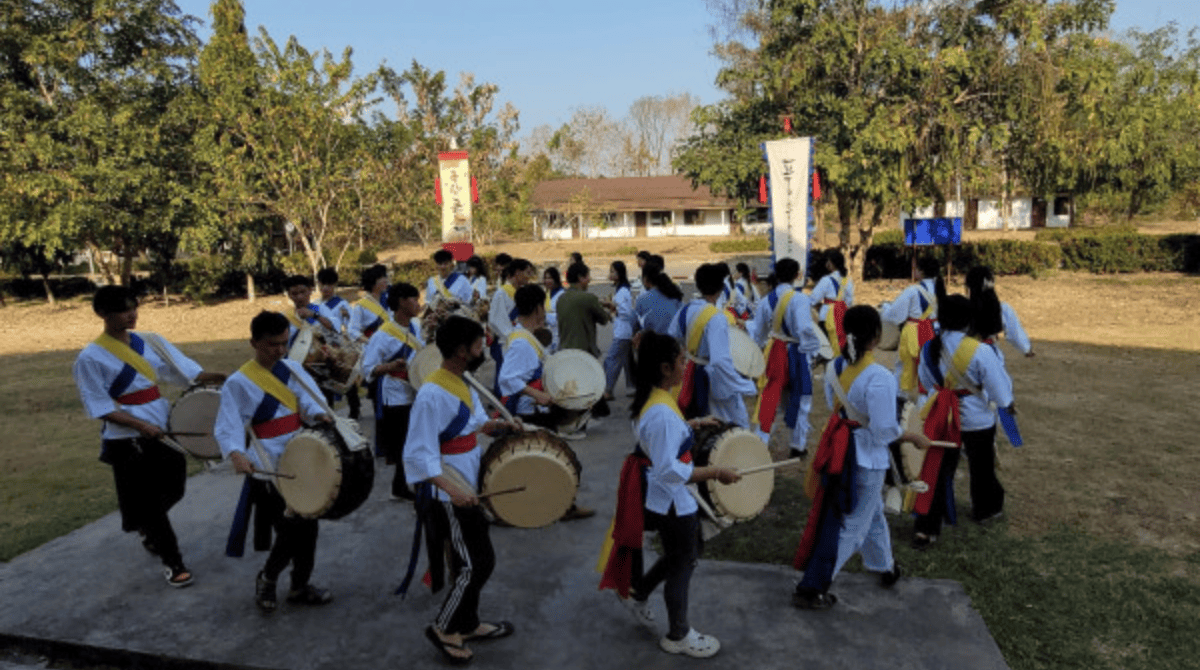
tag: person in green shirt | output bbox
[555,261,612,417]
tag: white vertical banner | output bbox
[761,137,815,278]
[437,151,472,242]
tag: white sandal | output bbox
[660,628,721,658]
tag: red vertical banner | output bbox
[434,178,442,205]
[784,116,793,134]
[813,171,821,201]
[759,175,768,204]
[471,176,479,204]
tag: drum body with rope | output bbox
[728,328,766,381]
[691,422,774,524]
[275,425,375,520]
[878,302,901,351]
[543,349,605,433]
[167,385,223,459]
[289,328,364,395]
[479,431,581,528]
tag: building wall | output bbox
[904,197,1064,230]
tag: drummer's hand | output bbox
[230,451,256,475]
[1006,403,1018,416]
[390,359,408,373]
[687,416,720,430]
[297,306,316,319]
[529,388,553,406]
[136,420,164,439]
[196,371,227,385]
[715,468,742,485]
[907,433,933,451]
[314,413,334,424]
[449,486,478,508]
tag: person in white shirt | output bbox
[425,249,474,307]
[541,266,565,352]
[361,282,424,500]
[316,267,361,419]
[602,261,635,401]
[966,265,1034,360]
[465,255,490,304]
[668,263,757,428]
[601,331,740,658]
[214,311,334,613]
[750,258,823,456]
[283,275,336,348]
[809,250,854,358]
[347,265,391,343]
[73,286,226,588]
[733,262,760,318]
[487,258,534,395]
[792,306,930,609]
[912,294,1015,548]
[400,316,520,665]
[880,256,941,399]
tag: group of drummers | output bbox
[71,246,1032,663]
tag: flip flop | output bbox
[464,620,514,642]
[425,625,472,665]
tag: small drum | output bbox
[692,422,774,523]
[728,328,766,380]
[289,327,363,395]
[897,398,927,481]
[322,339,364,394]
[878,302,901,351]
[407,344,445,389]
[276,425,375,520]
[479,431,582,528]
[167,385,223,459]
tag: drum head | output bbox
[277,431,342,519]
[544,350,605,410]
[408,345,444,389]
[704,429,773,520]
[168,386,223,459]
[481,432,581,528]
[288,327,313,362]
[728,328,766,380]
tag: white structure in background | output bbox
[901,195,1073,230]
[531,175,769,240]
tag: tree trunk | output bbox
[41,275,56,306]
[88,242,116,286]
[120,249,134,288]
[246,272,256,302]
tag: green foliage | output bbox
[1058,232,1186,273]
[613,245,639,255]
[865,240,1062,279]
[389,259,437,287]
[180,255,233,302]
[357,248,379,265]
[873,229,905,246]
[710,238,770,254]
[1034,225,1139,242]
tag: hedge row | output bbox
[711,238,771,253]
[860,232,1200,278]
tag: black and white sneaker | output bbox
[255,571,277,613]
[164,564,193,588]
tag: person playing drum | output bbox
[361,282,424,500]
[347,265,391,344]
[214,311,335,614]
[426,249,474,308]
[317,267,361,420]
[668,263,756,428]
[749,258,823,457]
[912,294,1014,548]
[809,250,854,359]
[487,258,534,395]
[791,306,930,609]
[599,332,740,658]
[400,316,520,665]
[497,284,595,520]
[283,275,337,346]
[72,286,227,588]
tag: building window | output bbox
[1053,196,1070,217]
[683,209,703,225]
[599,212,618,227]
[648,210,672,226]
[743,208,769,223]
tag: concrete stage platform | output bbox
[0,370,1008,670]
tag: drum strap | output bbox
[769,289,797,339]
[241,360,299,417]
[380,321,420,378]
[96,332,157,399]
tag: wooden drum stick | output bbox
[735,457,803,476]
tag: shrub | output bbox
[613,245,638,255]
[390,259,436,287]
[1160,234,1200,273]
[1,276,97,300]
[959,240,1063,276]
[873,229,905,245]
[710,237,770,254]
[357,248,379,266]
[1058,232,1179,273]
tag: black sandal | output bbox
[464,621,514,642]
[912,534,937,550]
[425,625,473,665]
[791,589,837,610]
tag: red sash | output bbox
[598,453,652,597]
[440,434,478,455]
[912,388,969,514]
[499,379,543,409]
[252,413,301,439]
[675,361,697,410]
[793,412,858,569]
[116,386,161,406]
[388,368,409,379]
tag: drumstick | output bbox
[734,457,802,476]
[165,431,210,437]
[479,485,526,499]
[928,440,960,449]
[257,470,297,480]
[463,371,519,425]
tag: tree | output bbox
[623,92,701,176]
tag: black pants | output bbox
[378,403,413,497]
[635,509,700,640]
[250,479,319,589]
[432,502,495,635]
[962,426,1004,521]
[913,426,1001,535]
[323,383,362,419]
[102,438,186,569]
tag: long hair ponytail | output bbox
[929,294,971,365]
[631,332,681,418]
[842,305,881,364]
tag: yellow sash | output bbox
[640,387,685,422]
[501,283,516,299]
[835,352,875,414]
[506,328,545,360]
[919,336,981,421]
[769,290,797,341]
[95,332,158,383]
[427,368,473,408]
[545,290,558,313]
[284,310,307,331]
[686,304,721,356]
[433,275,454,300]
[380,320,421,352]
[356,296,388,320]
[239,359,299,413]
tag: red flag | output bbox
[471,176,479,203]
[759,175,768,204]
[784,116,792,134]
[434,178,442,205]
[813,171,821,200]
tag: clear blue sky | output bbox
[173,0,1196,137]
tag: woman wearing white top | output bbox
[465,255,490,304]
[619,332,740,657]
[542,267,565,352]
[602,261,635,400]
[809,250,854,356]
[792,306,929,609]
